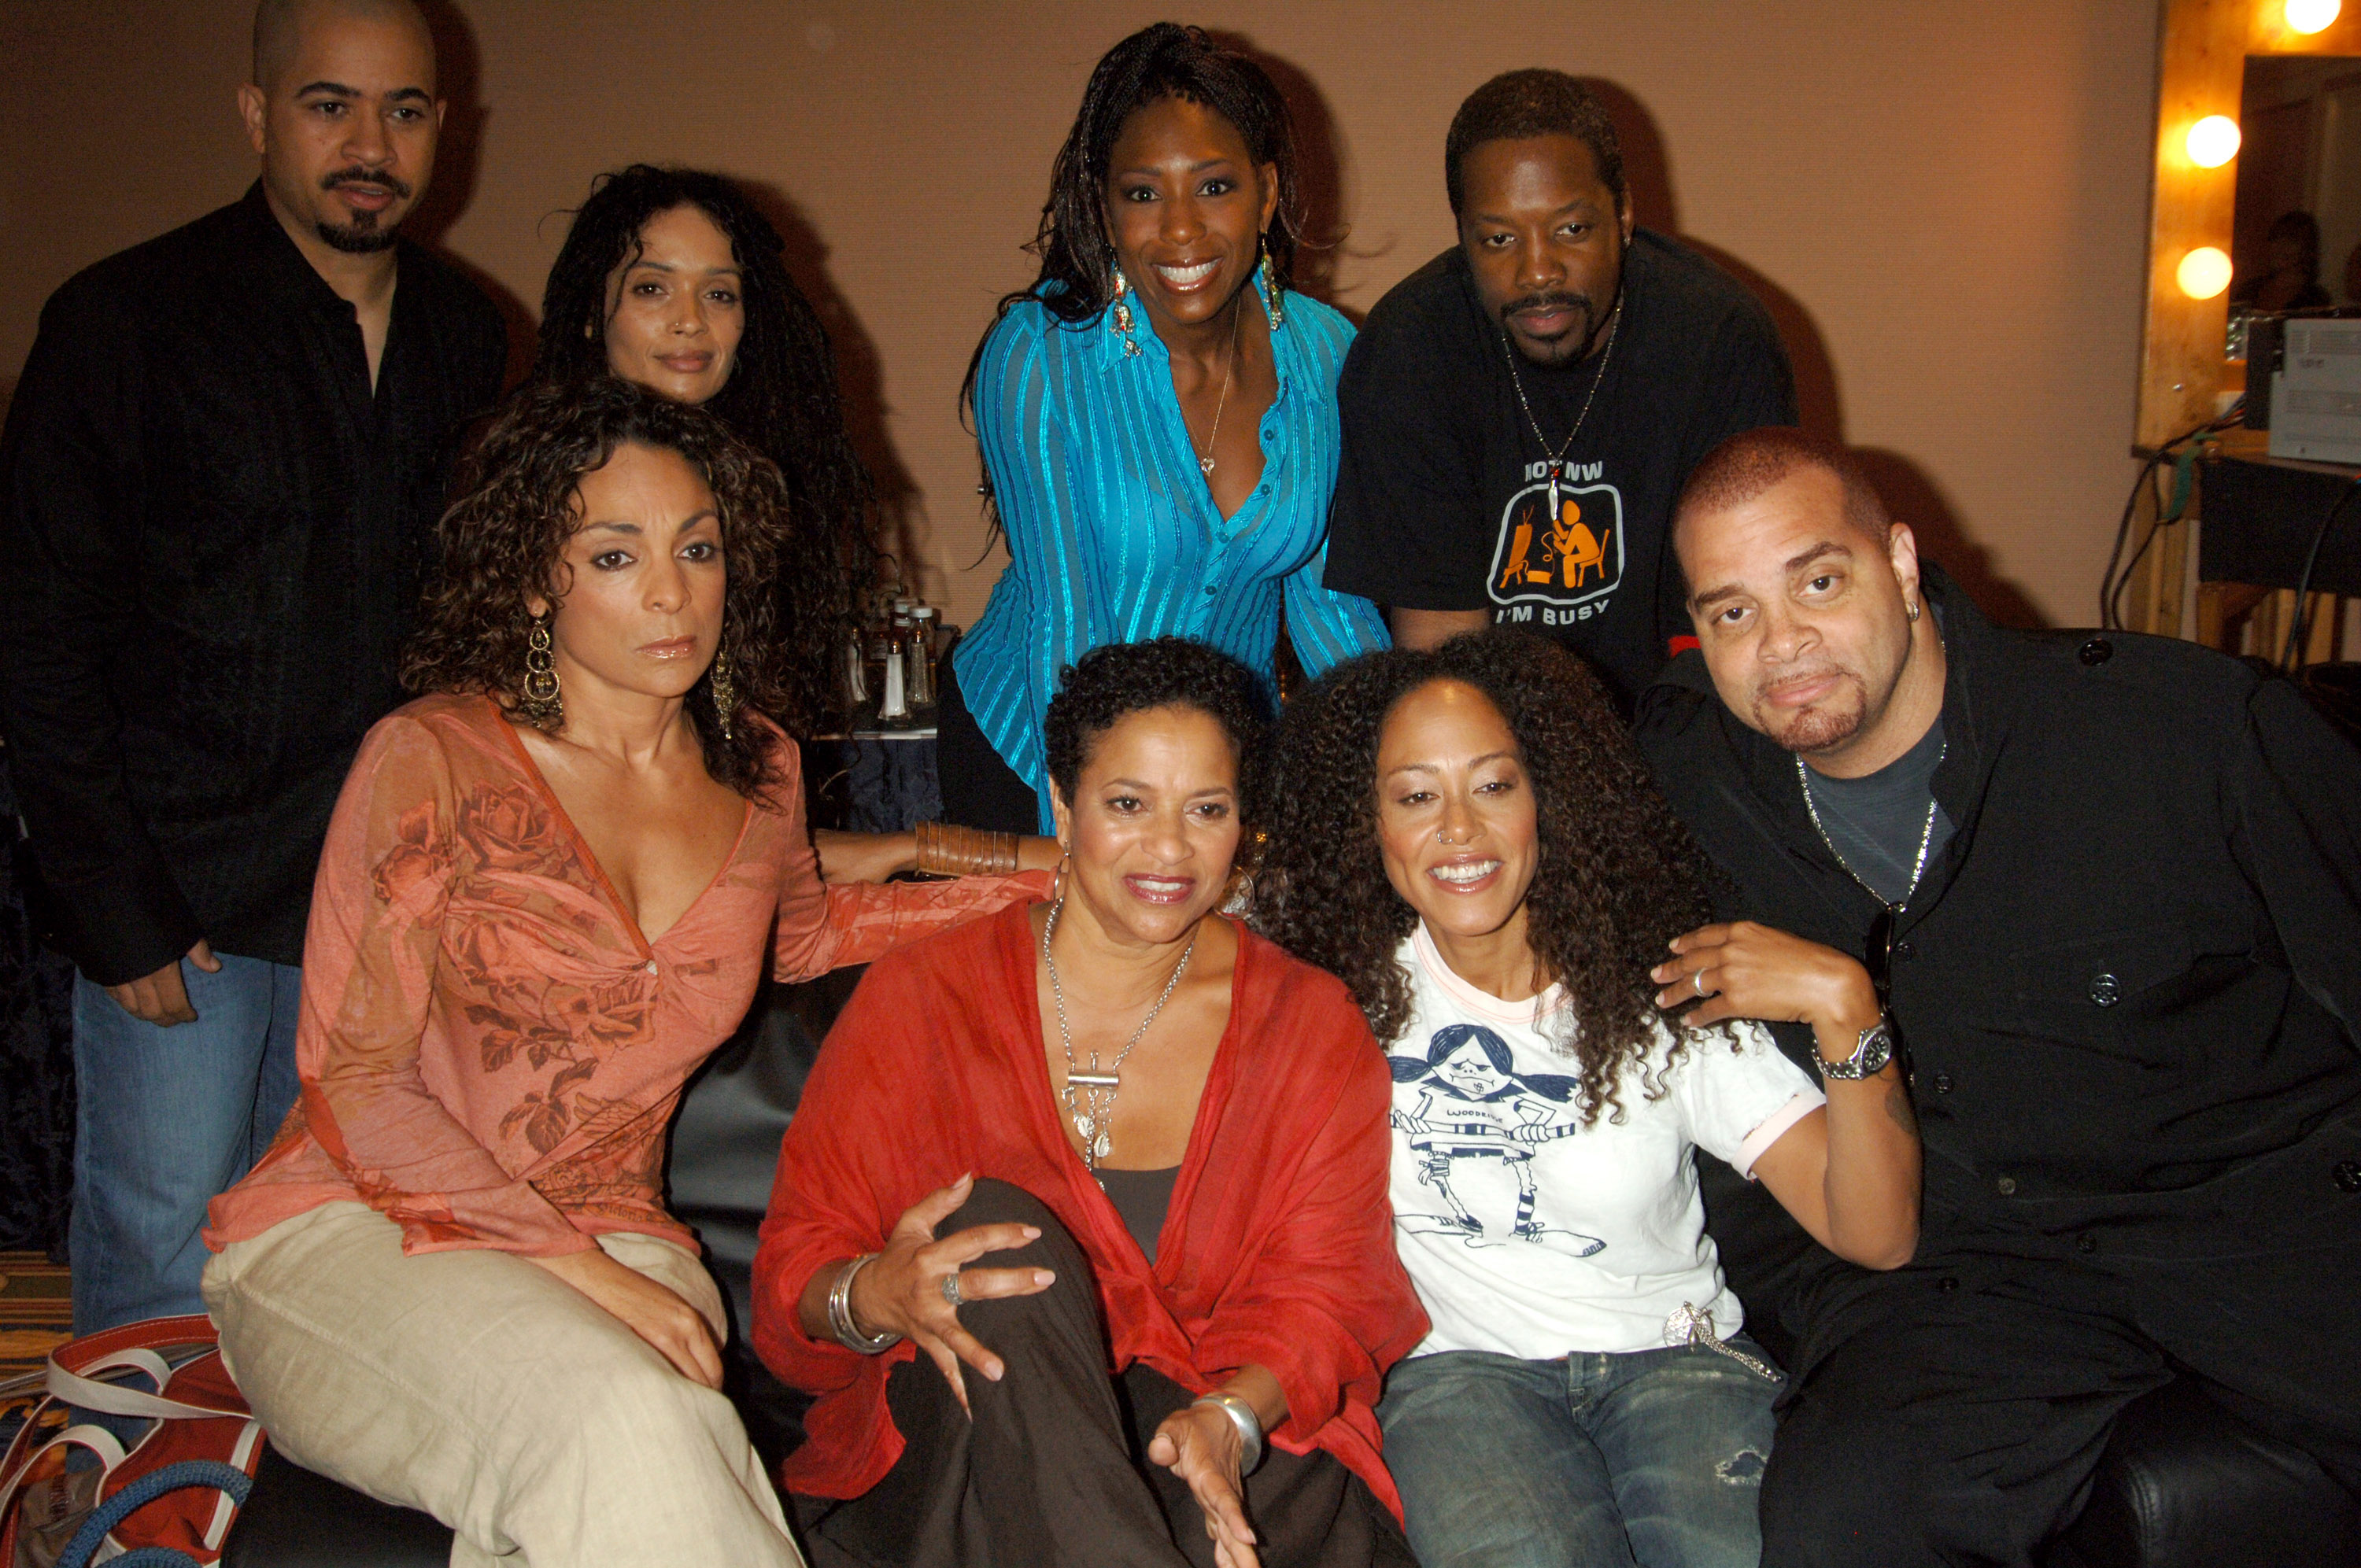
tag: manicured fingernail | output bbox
[1035,1270,1055,1286]
[1022,1226,1040,1239]
[986,1361,1004,1382]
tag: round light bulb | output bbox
[2178,246,2234,300]
[2185,115,2241,168]
[2287,0,2342,34]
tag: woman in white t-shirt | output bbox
[1256,631,1919,1568]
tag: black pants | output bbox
[795,1179,1410,1568]
[1758,1245,2361,1568]
[934,658,1042,836]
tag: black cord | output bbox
[2099,408,2245,630]
[2280,478,2361,670]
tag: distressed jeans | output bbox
[1379,1341,1781,1568]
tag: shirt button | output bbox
[2089,973,2122,1007]
[1996,1175,2019,1196]
[2079,636,2113,666]
[1936,1275,1960,1293]
[2334,1160,2361,1194]
[1894,940,1916,961]
[2075,1234,2098,1255]
[1204,584,1221,596]
[1933,1071,1955,1095]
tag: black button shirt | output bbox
[0,184,507,982]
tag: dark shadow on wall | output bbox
[411,0,534,382]
[1582,79,2049,629]
[733,181,929,603]
[1217,34,1354,318]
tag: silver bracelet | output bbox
[826,1253,900,1355]
[1192,1392,1265,1476]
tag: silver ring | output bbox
[1693,969,1709,998]
[940,1271,964,1308]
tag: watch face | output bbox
[1857,1024,1894,1075]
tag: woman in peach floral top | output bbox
[201,378,1046,1568]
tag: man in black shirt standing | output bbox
[1325,68,1796,711]
[1637,428,2361,1566]
[0,0,505,1330]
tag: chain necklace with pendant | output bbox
[1500,294,1621,518]
[1041,896,1198,1170]
[1188,293,1244,478]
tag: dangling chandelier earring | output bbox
[519,611,563,729]
[1110,264,1140,356]
[709,641,737,740]
[1258,233,1284,330]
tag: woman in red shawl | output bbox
[755,638,1427,1568]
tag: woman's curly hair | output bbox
[401,376,804,798]
[1044,637,1272,833]
[1254,631,1724,1124]
[534,164,879,724]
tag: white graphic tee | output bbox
[1388,926,1821,1360]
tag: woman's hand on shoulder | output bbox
[1148,1404,1260,1568]
[526,1245,723,1389]
[852,1173,1056,1410]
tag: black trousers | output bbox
[1758,1243,2361,1568]
[933,659,1042,836]
[795,1179,1410,1568]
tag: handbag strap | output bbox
[53,1458,253,1568]
[46,1352,233,1423]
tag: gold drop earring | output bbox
[1258,234,1284,330]
[709,642,737,740]
[519,611,563,729]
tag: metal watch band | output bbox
[1820,1016,1895,1082]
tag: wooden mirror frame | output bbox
[2126,0,2361,637]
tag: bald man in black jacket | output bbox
[1633,428,2361,1568]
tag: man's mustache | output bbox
[321,168,412,199]
[1500,291,1591,323]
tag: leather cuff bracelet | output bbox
[914,821,1020,877]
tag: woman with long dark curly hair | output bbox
[1255,631,1919,1568]
[200,379,1049,1568]
[535,164,877,741]
[939,22,1388,836]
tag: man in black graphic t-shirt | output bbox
[1325,68,1795,711]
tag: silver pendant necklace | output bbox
[1041,896,1198,1169]
[1500,295,1621,518]
[1794,748,1944,909]
[1189,296,1244,478]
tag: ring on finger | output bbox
[1693,968,1709,998]
[940,1271,964,1308]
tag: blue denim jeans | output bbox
[70,954,303,1330]
[1380,1341,1783,1568]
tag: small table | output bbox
[2194,448,2361,661]
[802,726,940,832]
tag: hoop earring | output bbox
[1258,246,1284,330]
[709,643,737,741]
[1051,849,1070,906]
[1110,266,1140,356]
[518,612,563,729]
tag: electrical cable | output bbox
[2098,406,2244,630]
[2279,478,2361,670]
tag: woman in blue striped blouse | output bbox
[940,23,1389,835]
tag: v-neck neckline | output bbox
[1005,902,1247,1276]
[487,697,756,957]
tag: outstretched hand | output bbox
[851,1173,1056,1410]
[1149,1404,1259,1568]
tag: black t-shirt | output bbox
[1799,714,1956,907]
[1325,231,1796,710]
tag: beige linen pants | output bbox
[202,1201,804,1568]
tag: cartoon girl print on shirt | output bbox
[1389,1023,1605,1253]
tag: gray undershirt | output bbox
[1800,715,1956,906]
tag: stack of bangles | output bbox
[827,1253,900,1354]
[914,821,1021,877]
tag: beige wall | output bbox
[2,0,2160,630]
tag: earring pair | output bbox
[1108,234,1285,352]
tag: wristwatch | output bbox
[1819,1016,1895,1081]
